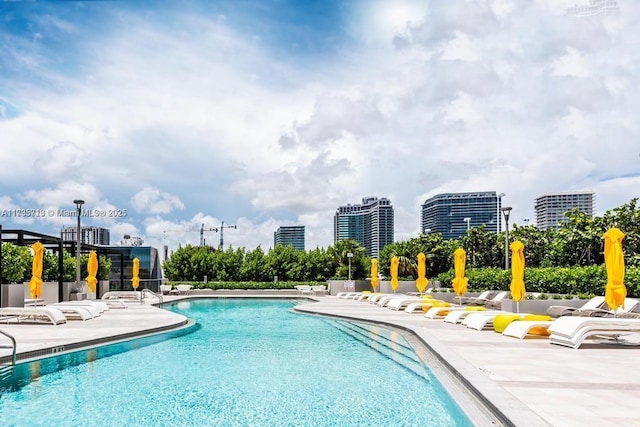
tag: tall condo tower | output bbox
[421,192,502,239]
[274,225,305,251]
[334,197,394,258]
[535,192,595,230]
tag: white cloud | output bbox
[131,187,184,215]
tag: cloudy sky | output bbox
[1,0,639,254]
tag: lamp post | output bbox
[497,192,505,233]
[524,217,530,226]
[347,252,353,281]
[463,217,473,266]
[73,199,84,293]
[501,206,512,270]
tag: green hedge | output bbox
[435,266,640,297]
[168,281,326,290]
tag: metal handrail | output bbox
[0,328,17,366]
[141,288,163,305]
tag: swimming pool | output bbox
[1,299,474,426]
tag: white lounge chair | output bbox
[377,295,411,307]
[546,296,606,317]
[103,291,142,301]
[295,285,313,296]
[458,290,496,305]
[502,319,556,339]
[337,292,359,299]
[49,304,98,320]
[403,299,450,314]
[311,285,327,296]
[367,293,395,304]
[548,316,640,349]
[385,297,426,311]
[0,307,67,325]
[176,284,192,295]
[52,303,101,317]
[159,284,173,295]
[444,308,505,324]
[354,293,378,301]
[424,304,474,319]
[56,300,110,313]
[102,299,128,309]
[504,298,640,339]
[463,311,522,331]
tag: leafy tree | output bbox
[304,247,334,281]
[547,210,603,266]
[509,224,554,267]
[265,244,303,281]
[597,198,640,267]
[241,246,270,281]
[1,243,30,283]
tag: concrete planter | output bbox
[23,281,61,305]
[500,298,588,314]
[98,280,109,299]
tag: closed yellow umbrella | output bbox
[604,227,626,311]
[510,240,525,313]
[390,256,399,292]
[452,248,469,304]
[86,250,98,293]
[370,259,379,292]
[29,241,45,299]
[132,257,140,290]
[416,252,429,293]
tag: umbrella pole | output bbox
[516,301,520,313]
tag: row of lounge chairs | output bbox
[0,301,110,325]
[0,293,140,326]
[335,291,640,349]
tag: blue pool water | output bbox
[0,299,473,426]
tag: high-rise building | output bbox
[566,0,619,16]
[61,226,110,245]
[334,197,394,258]
[274,226,305,251]
[119,235,144,247]
[535,192,595,230]
[421,192,502,239]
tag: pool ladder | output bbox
[0,328,17,381]
[142,288,163,305]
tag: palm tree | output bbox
[327,239,366,278]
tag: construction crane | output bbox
[163,224,219,246]
[219,221,237,250]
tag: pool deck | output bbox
[1,294,638,426]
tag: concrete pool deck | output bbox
[1,294,638,426]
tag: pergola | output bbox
[0,225,124,301]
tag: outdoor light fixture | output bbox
[501,206,513,270]
[346,252,353,282]
[73,199,85,292]
[463,217,471,231]
[497,192,506,233]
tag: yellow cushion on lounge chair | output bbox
[523,314,553,336]
[421,300,449,312]
[466,306,486,311]
[493,314,552,333]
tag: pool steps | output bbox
[329,320,431,382]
